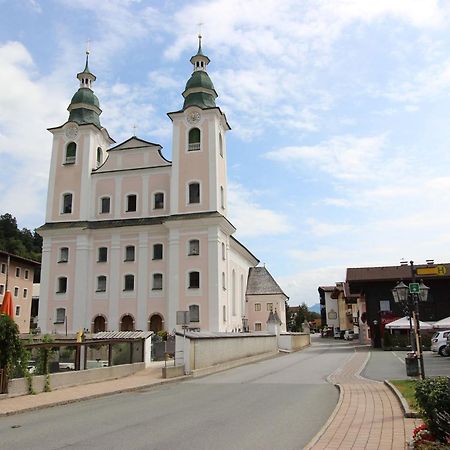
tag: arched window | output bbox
[96,147,103,167]
[148,314,163,332]
[188,182,200,204]
[154,192,164,209]
[189,271,200,289]
[96,276,106,292]
[188,239,199,256]
[120,314,135,331]
[92,315,106,333]
[65,142,76,164]
[62,193,73,214]
[189,305,199,322]
[188,128,201,151]
[219,134,223,157]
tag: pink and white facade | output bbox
[38,41,285,334]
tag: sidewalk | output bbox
[304,346,421,450]
[0,360,186,417]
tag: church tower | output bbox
[168,35,230,216]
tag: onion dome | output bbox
[67,51,102,128]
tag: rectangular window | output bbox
[59,247,69,263]
[98,247,108,262]
[189,271,200,289]
[0,285,4,295]
[100,197,111,214]
[16,267,20,277]
[124,274,134,291]
[62,193,73,214]
[152,273,163,290]
[125,246,135,261]
[0,263,5,274]
[55,308,66,323]
[154,193,164,209]
[14,287,19,297]
[255,303,261,312]
[127,194,137,212]
[189,304,200,322]
[57,277,67,293]
[153,244,163,260]
[267,303,273,312]
[15,306,20,316]
[24,269,29,279]
[189,239,199,256]
[222,242,226,260]
[97,276,106,292]
[23,288,28,298]
[188,183,200,204]
[255,323,262,332]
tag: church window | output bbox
[65,142,76,164]
[154,192,164,209]
[219,134,223,157]
[124,274,134,291]
[126,194,137,212]
[62,193,73,214]
[152,273,163,290]
[125,246,135,262]
[220,186,225,209]
[188,183,200,204]
[96,276,107,292]
[59,247,69,263]
[98,247,108,262]
[222,272,226,290]
[188,128,201,151]
[96,147,103,167]
[57,277,67,293]
[100,197,110,214]
[255,323,262,332]
[153,244,163,260]
[189,304,199,322]
[188,239,199,256]
[222,242,226,260]
[189,271,200,289]
[55,308,66,324]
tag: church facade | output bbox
[38,39,286,334]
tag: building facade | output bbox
[38,39,285,334]
[0,251,40,333]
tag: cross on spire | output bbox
[133,124,137,136]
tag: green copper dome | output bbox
[70,88,100,108]
[185,70,215,91]
[183,91,216,109]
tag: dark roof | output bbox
[246,266,287,297]
[0,250,40,266]
[318,285,335,292]
[346,263,450,282]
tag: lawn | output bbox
[390,379,417,410]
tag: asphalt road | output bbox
[0,336,351,450]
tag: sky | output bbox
[2,0,450,307]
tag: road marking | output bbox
[392,351,405,365]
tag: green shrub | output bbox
[415,376,450,443]
[383,332,393,349]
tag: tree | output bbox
[0,314,23,372]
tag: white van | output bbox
[431,330,450,356]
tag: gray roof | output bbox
[246,266,287,297]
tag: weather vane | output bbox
[86,39,91,55]
[133,124,137,136]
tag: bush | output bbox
[415,377,450,443]
[0,315,23,372]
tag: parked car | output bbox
[334,329,341,339]
[430,330,450,356]
[344,330,354,341]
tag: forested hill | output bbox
[0,213,42,262]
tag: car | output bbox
[344,330,354,341]
[334,329,342,339]
[430,330,450,356]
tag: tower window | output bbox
[98,247,108,262]
[188,183,200,204]
[189,304,199,322]
[62,193,73,214]
[55,308,66,323]
[23,288,28,298]
[96,147,103,167]
[189,271,200,289]
[57,277,67,293]
[153,244,163,260]
[222,272,226,290]
[152,273,163,290]
[65,142,76,164]
[124,274,134,291]
[188,128,201,151]
[154,192,164,209]
[59,247,69,263]
[100,197,111,214]
[220,186,225,209]
[125,245,135,262]
[97,276,107,292]
[126,194,137,212]
[188,239,199,256]
[219,134,224,157]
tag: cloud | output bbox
[228,182,292,238]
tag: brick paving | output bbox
[305,347,421,450]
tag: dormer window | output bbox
[65,142,76,164]
[188,128,201,151]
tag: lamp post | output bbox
[391,261,430,379]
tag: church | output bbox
[38,37,288,334]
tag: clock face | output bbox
[65,124,79,140]
[187,111,201,124]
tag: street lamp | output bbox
[391,261,430,379]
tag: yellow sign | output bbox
[416,265,447,276]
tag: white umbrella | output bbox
[432,316,450,330]
[384,316,433,330]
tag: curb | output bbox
[384,380,420,418]
[0,374,190,418]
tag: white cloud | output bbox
[228,182,292,238]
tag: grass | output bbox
[390,379,418,410]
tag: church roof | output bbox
[246,266,288,297]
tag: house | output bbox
[0,251,40,333]
[38,38,286,334]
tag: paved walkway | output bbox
[0,361,184,416]
[305,347,421,450]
